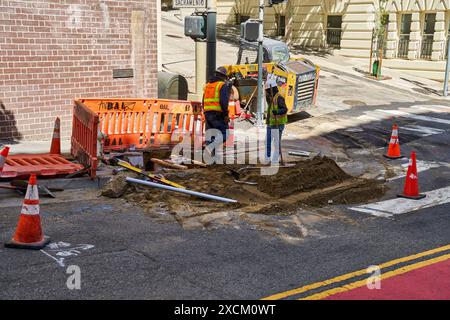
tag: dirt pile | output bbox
[245,156,351,197]
[102,156,386,218]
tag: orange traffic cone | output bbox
[225,116,235,148]
[0,146,9,174]
[397,151,426,200]
[50,117,61,154]
[384,124,403,159]
[5,174,50,250]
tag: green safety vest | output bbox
[267,93,288,126]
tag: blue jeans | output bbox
[205,111,228,146]
[266,124,285,162]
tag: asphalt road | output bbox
[1,12,449,300]
[0,95,449,299]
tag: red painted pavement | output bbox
[326,257,450,300]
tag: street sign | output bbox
[173,0,207,8]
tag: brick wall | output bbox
[0,0,158,141]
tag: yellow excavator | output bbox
[220,38,320,115]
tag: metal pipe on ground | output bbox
[126,177,238,204]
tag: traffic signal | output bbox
[240,19,259,42]
[184,15,207,39]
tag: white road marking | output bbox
[349,186,450,217]
[40,242,94,268]
[387,160,450,181]
[402,125,445,136]
[40,249,65,268]
[376,109,450,125]
[414,105,450,113]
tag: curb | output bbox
[319,65,446,101]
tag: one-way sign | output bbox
[173,0,207,8]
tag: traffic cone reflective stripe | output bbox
[397,151,426,200]
[384,124,402,159]
[50,117,61,154]
[0,146,9,173]
[5,174,50,250]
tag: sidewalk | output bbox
[0,139,71,155]
[294,49,449,100]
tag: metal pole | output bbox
[126,177,238,203]
[444,39,450,97]
[195,39,207,98]
[206,0,217,80]
[256,0,265,127]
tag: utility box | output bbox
[184,15,206,39]
[240,20,259,42]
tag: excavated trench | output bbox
[101,156,386,237]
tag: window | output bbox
[400,13,412,34]
[271,45,290,63]
[421,13,435,59]
[326,15,342,48]
[277,14,286,37]
[398,14,412,59]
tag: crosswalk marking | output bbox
[414,105,450,112]
[349,186,450,217]
[401,125,446,136]
[376,109,450,125]
[387,160,450,181]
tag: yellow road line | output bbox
[261,244,450,300]
[301,253,450,300]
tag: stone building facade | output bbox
[216,0,450,80]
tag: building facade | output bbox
[217,0,450,81]
[0,0,159,141]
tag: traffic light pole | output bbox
[444,39,450,96]
[206,0,217,81]
[256,0,265,127]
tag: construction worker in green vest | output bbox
[265,74,288,164]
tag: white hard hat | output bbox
[265,73,277,89]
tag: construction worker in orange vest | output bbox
[203,66,232,151]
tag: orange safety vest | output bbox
[203,81,224,112]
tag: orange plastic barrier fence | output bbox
[1,154,84,179]
[71,99,204,178]
[71,101,100,178]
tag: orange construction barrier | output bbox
[5,174,50,250]
[1,125,84,179]
[148,99,204,148]
[398,151,426,200]
[1,153,84,179]
[50,117,61,155]
[71,98,205,177]
[384,123,402,159]
[0,146,9,174]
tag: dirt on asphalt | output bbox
[102,156,386,217]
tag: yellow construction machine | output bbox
[220,38,320,115]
